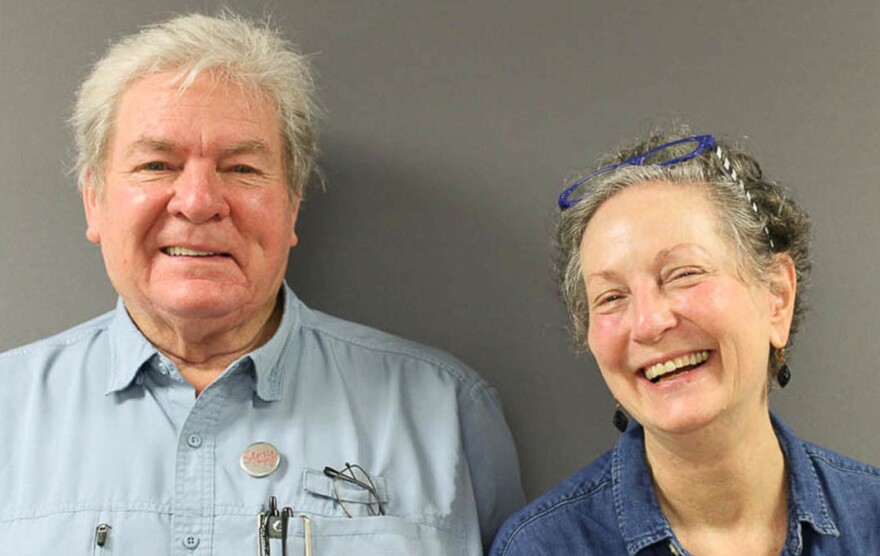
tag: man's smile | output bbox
[162,246,231,257]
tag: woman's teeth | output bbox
[644,350,710,382]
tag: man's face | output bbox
[83,71,299,326]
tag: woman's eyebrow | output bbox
[654,243,709,264]
[584,269,621,288]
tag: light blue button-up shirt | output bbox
[0,284,524,555]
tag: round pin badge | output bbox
[240,441,281,478]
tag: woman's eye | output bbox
[595,293,624,307]
[668,268,702,281]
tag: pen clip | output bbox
[259,495,307,556]
[257,495,280,556]
[95,523,112,547]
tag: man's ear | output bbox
[289,195,302,248]
[82,172,103,245]
[767,253,797,348]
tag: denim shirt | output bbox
[0,284,524,555]
[490,414,880,555]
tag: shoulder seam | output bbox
[497,478,612,553]
[808,449,880,479]
[298,321,482,387]
[0,322,109,362]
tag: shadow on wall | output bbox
[285,134,621,498]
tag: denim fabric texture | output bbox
[0,284,524,555]
[490,414,880,555]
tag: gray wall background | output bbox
[2,1,879,498]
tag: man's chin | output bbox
[143,284,252,322]
[161,301,244,321]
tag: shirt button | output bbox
[186,434,203,448]
[182,535,200,549]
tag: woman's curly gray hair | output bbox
[72,11,320,199]
[556,126,812,381]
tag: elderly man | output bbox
[0,13,523,555]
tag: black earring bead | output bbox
[613,407,629,432]
[777,364,791,388]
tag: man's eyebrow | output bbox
[222,140,271,156]
[125,137,177,157]
[123,138,273,157]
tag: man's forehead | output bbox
[111,72,283,158]
[116,71,278,123]
[126,70,269,102]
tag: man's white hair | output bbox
[71,11,320,198]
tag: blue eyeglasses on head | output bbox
[557,134,715,210]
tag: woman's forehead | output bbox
[579,182,734,270]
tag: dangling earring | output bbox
[613,402,629,432]
[775,347,791,388]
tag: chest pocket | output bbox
[300,468,389,518]
[295,469,466,555]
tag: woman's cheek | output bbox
[588,312,628,365]
[669,281,720,317]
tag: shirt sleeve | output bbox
[460,380,526,551]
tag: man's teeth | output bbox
[164,246,220,257]
[644,351,710,382]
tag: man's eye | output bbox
[230,164,257,174]
[138,161,171,171]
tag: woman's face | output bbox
[580,181,794,435]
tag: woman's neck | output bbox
[644,409,788,555]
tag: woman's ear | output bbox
[767,253,797,348]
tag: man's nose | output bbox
[166,162,231,223]
[631,285,677,344]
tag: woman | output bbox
[490,129,880,555]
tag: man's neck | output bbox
[127,293,284,395]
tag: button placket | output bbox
[172,387,224,555]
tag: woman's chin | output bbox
[641,407,721,437]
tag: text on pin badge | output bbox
[240,441,281,477]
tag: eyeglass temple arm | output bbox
[323,466,374,492]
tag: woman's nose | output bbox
[631,286,677,344]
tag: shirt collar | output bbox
[612,423,676,555]
[246,283,301,402]
[104,283,302,402]
[105,297,161,395]
[612,414,841,555]
[771,413,840,547]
